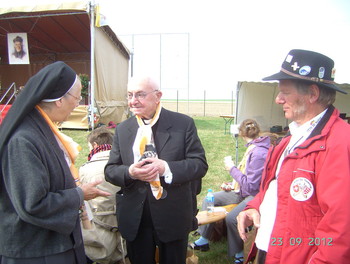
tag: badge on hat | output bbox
[290,177,314,201]
[299,66,311,76]
[318,67,325,79]
[262,49,347,94]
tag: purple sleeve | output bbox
[230,146,268,197]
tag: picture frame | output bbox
[7,32,30,64]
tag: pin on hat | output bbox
[263,49,347,94]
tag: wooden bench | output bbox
[196,204,237,225]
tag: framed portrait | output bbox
[7,33,30,65]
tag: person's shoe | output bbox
[188,241,210,252]
[233,256,244,264]
[191,231,200,237]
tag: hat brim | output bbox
[262,71,347,94]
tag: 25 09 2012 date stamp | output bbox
[271,237,333,246]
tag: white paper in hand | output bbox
[224,156,235,169]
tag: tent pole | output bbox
[234,82,241,165]
[235,82,240,126]
[89,0,96,130]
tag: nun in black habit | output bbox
[0,62,110,264]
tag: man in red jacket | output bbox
[237,49,350,264]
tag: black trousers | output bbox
[256,249,266,264]
[127,200,188,264]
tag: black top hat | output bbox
[263,49,346,94]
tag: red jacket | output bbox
[247,106,350,264]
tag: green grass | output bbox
[64,116,246,264]
[63,129,91,168]
[194,117,245,202]
[190,117,245,264]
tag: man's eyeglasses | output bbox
[67,92,82,102]
[126,90,158,101]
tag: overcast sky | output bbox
[1,0,350,99]
[100,0,350,99]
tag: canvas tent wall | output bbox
[94,26,129,126]
[0,1,130,128]
[236,81,350,132]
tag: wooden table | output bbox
[196,204,237,225]
[220,115,235,134]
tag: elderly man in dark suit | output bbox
[105,76,208,264]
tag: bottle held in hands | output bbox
[220,182,233,192]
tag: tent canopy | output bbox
[0,1,130,127]
[0,2,91,59]
[236,81,350,132]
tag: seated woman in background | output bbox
[190,119,270,264]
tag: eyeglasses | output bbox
[126,90,158,100]
[66,92,82,102]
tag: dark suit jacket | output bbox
[105,108,208,242]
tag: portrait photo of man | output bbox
[7,33,30,65]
